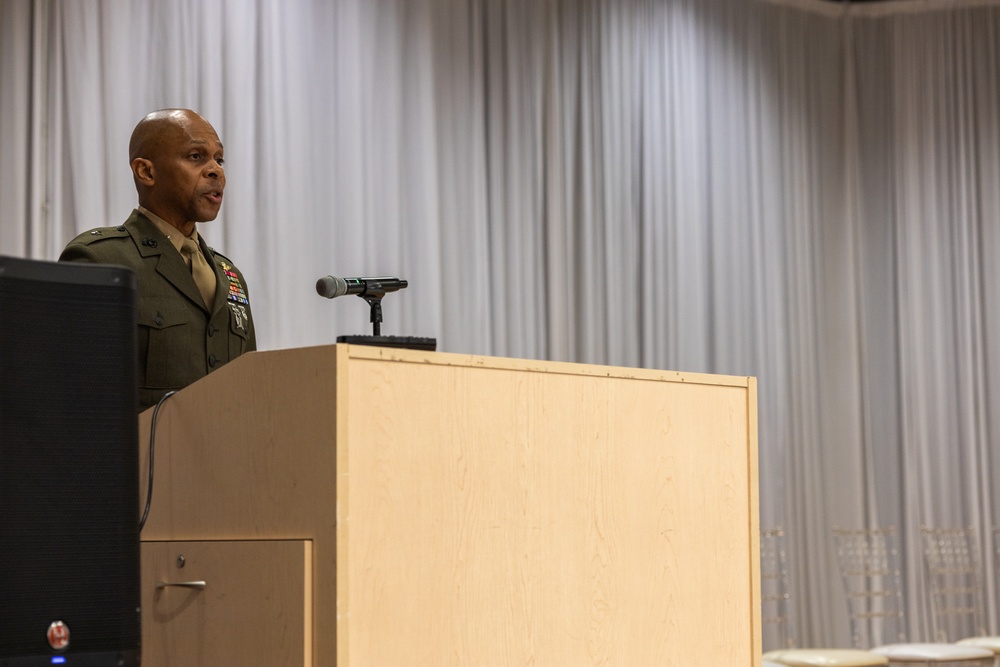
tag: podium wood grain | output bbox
[139,345,759,666]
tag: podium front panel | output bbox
[338,349,759,666]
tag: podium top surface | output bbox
[140,343,754,418]
[274,342,753,387]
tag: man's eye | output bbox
[216,157,225,166]
[189,153,201,160]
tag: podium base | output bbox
[336,335,437,352]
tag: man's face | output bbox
[149,117,226,227]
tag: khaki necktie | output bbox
[180,237,217,310]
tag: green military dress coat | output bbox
[60,209,257,410]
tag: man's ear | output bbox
[131,158,155,186]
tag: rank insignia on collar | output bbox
[221,262,249,305]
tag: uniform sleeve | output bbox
[247,319,258,351]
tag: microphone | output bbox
[316,275,408,299]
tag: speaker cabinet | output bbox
[0,255,141,666]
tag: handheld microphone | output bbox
[316,275,408,299]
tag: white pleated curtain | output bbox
[2,0,999,648]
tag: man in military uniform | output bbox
[60,109,256,411]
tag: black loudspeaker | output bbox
[0,255,141,666]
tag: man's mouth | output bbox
[204,190,223,204]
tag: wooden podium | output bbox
[137,344,760,666]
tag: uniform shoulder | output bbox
[65,225,131,247]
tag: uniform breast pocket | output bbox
[137,298,197,390]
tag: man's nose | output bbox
[205,161,224,180]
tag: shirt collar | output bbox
[138,206,199,253]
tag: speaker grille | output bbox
[0,257,140,660]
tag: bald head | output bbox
[129,109,211,164]
[128,109,226,234]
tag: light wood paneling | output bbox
[340,355,756,665]
[141,539,311,666]
[139,344,759,666]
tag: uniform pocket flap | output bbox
[138,298,190,330]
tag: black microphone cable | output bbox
[139,390,177,532]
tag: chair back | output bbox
[833,526,907,649]
[994,527,1000,593]
[762,527,796,650]
[919,526,987,642]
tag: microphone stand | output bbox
[334,282,437,351]
[361,291,385,336]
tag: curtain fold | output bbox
[2,0,999,649]
[852,6,1000,640]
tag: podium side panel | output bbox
[138,345,342,666]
